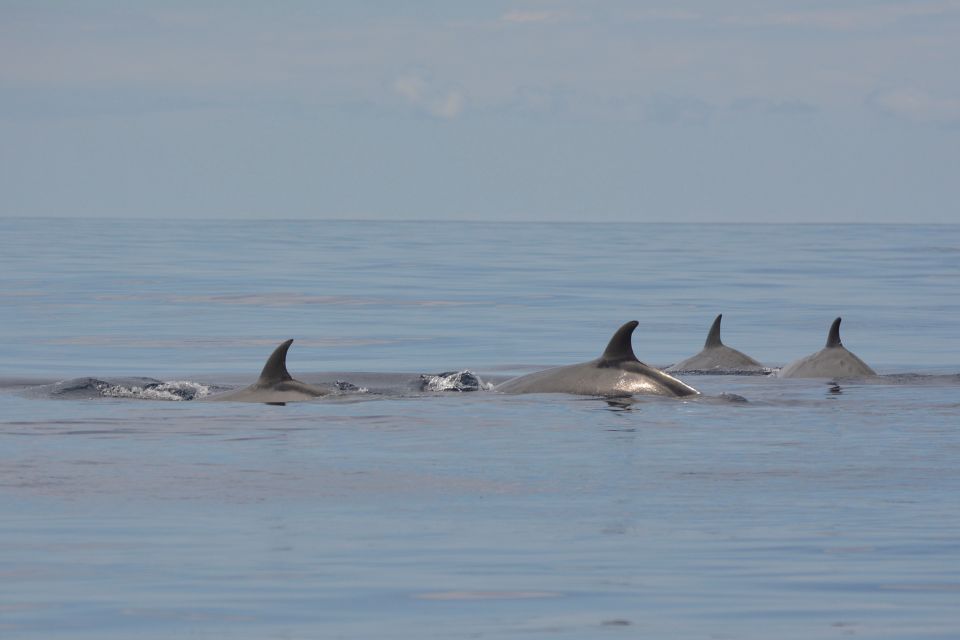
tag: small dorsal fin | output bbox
[257,339,295,384]
[826,317,842,348]
[600,321,639,362]
[705,314,723,348]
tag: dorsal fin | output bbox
[257,339,295,384]
[600,321,639,362]
[826,317,842,348]
[705,314,723,348]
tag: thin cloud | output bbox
[625,9,703,22]
[645,94,714,125]
[869,87,960,125]
[394,74,427,103]
[393,72,467,119]
[730,97,818,117]
[725,1,960,31]
[500,10,572,25]
[508,84,572,116]
[433,91,466,119]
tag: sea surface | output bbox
[1,219,959,639]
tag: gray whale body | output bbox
[779,317,876,379]
[496,321,699,397]
[667,314,766,374]
[207,339,333,403]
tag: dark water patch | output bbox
[878,373,960,386]
[0,377,57,390]
[62,429,140,437]
[718,392,750,403]
[668,368,775,376]
[601,619,632,626]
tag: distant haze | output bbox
[1,1,958,223]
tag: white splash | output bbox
[101,381,213,401]
[419,370,494,392]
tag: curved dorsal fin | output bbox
[600,321,639,362]
[257,339,295,384]
[705,314,723,348]
[826,317,842,348]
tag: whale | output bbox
[495,321,699,397]
[666,314,766,374]
[778,317,876,379]
[207,339,334,403]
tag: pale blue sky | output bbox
[1,1,958,222]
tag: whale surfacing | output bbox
[667,314,766,374]
[779,317,876,379]
[496,321,699,397]
[207,339,333,403]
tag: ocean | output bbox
[1,219,958,639]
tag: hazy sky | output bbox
[1,1,958,222]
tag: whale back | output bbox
[497,321,699,397]
[207,339,332,402]
[779,317,876,378]
[666,314,766,374]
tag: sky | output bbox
[1,1,958,223]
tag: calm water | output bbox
[1,219,959,639]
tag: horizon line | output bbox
[0,214,957,226]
